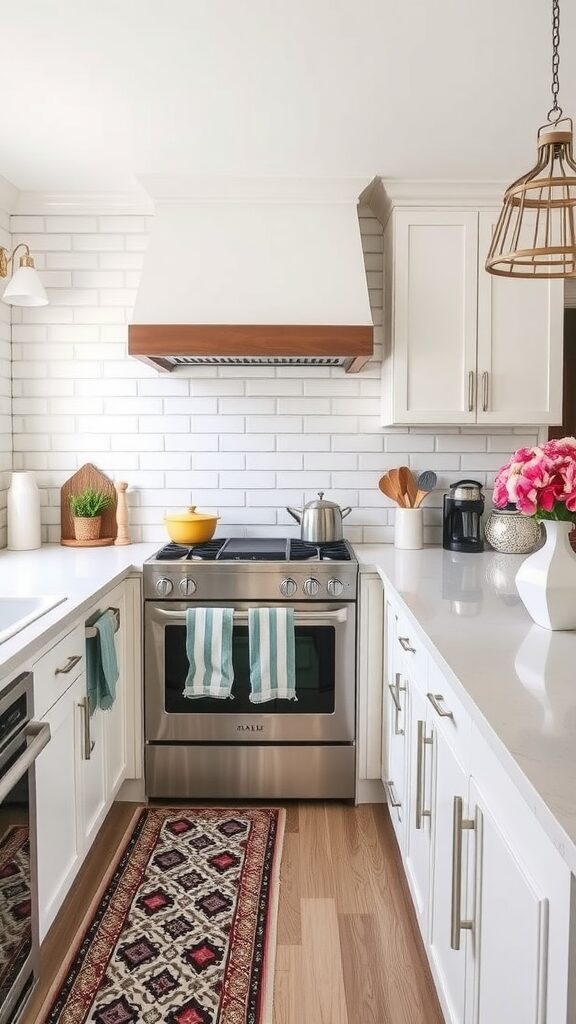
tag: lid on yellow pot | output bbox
[164,506,220,523]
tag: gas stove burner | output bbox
[155,542,190,560]
[189,539,227,560]
[289,540,320,560]
[318,541,352,561]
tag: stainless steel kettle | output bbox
[286,492,352,543]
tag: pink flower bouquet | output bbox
[493,437,576,521]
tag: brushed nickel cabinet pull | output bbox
[427,692,454,719]
[388,672,406,735]
[55,654,82,675]
[384,779,401,809]
[79,697,95,761]
[482,371,489,412]
[468,370,475,412]
[398,636,416,653]
[415,719,433,830]
[450,795,475,950]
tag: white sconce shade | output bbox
[2,265,48,307]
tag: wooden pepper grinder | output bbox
[114,481,131,546]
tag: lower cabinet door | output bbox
[36,682,80,940]
[404,688,433,936]
[466,779,563,1024]
[429,727,469,1024]
[75,679,107,848]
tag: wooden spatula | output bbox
[398,466,418,508]
[387,468,407,506]
[379,473,406,506]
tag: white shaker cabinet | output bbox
[383,210,479,425]
[36,679,81,940]
[381,589,572,1024]
[381,206,564,427]
[476,211,564,426]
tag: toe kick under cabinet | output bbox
[381,592,572,1024]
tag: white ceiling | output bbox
[0,0,575,195]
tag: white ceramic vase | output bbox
[515,520,576,630]
[394,507,423,550]
[7,470,41,550]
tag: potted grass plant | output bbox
[69,488,113,542]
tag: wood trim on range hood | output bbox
[128,323,374,373]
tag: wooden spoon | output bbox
[379,473,404,506]
[413,469,438,508]
[398,466,418,508]
[387,468,407,507]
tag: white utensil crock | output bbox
[7,471,41,550]
[394,508,423,550]
[515,520,576,630]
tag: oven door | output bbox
[0,699,49,1024]
[145,601,356,743]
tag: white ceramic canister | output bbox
[394,507,424,550]
[7,471,41,550]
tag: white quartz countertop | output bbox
[0,543,157,683]
[354,543,576,872]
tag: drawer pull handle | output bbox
[415,719,433,830]
[427,692,454,719]
[450,796,475,950]
[78,697,95,760]
[384,779,401,808]
[398,636,416,653]
[55,654,82,676]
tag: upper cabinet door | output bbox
[387,210,478,425]
[477,211,564,426]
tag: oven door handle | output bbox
[0,721,51,803]
[154,607,349,624]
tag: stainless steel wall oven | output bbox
[0,673,50,1024]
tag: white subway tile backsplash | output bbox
[4,209,543,545]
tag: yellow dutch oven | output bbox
[164,506,220,545]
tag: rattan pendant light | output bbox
[486,0,576,278]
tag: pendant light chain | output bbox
[548,0,562,123]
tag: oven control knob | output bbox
[280,577,298,597]
[179,577,197,597]
[303,577,320,597]
[327,578,344,597]
[156,577,174,597]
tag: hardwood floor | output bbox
[22,801,443,1024]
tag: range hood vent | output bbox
[129,192,374,374]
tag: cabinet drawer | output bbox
[33,622,85,718]
[426,659,471,764]
[395,607,427,683]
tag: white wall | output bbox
[0,209,11,548]
[10,207,539,545]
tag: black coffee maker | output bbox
[442,480,485,553]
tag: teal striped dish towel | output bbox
[86,609,119,715]
[183,607,234,699]
[248,607,297,703]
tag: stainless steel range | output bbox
[143,537,358,799]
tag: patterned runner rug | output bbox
[39,806,285,1024]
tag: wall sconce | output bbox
[0,243,48,307]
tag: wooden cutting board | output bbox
[60,463,117,546]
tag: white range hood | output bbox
[129,179,374,373]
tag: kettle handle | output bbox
[286,506,303,523]
[341,506,352,518]
[452,479,484,488]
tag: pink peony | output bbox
[493,437,576,521]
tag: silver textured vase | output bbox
[484,507,542,554]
